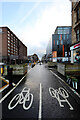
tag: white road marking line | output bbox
[50,70,64,82]
[0,68,32,103]
[50,70,80,98]
[38,83,42,119]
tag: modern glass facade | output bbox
[52,26,72,62]
[55,26,72,35]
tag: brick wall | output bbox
[2,28,8,57]
[0,29,2,62]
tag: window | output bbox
[8,40,10,43]
[11,48,13,51]
[11,34,13,36]
[8,53,10,56]
[8,31,10,34]
[8,37,10,39]
[8,47,10,49]
[65,52,67,57]
[63,34,65,40]
[61,40,63,45]
[57,40,59,45]
[8,34,10,36]
[64,30,66,34]
[66,29,69,34]
[11,42,13,45]
[8,43,10,46]
[74,48,80,63]
[76,29,79,41]
[11,51,13,54]
[67,34,69,40]
[77,7,79,22]
[59,35,61,40]
[8,50,10,52]
[11,39,13,42]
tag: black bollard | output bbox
[7,66,13,87]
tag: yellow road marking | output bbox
[0,77,9,90]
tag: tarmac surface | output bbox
[0,64,80,120]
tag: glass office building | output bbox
[52,26,72,62]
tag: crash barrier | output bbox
[48,62,57,68]
[7,67,13,86]
[57,63,80,91]
[10,64,27,75]
[57,63,80,76]
[1,64,27,76]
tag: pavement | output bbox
[0,64,80,120]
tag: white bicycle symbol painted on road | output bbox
[8,87,33,110]
[49,87,74,110]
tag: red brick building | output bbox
[0,27,27,64]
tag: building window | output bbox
[8,53,10,56]
[8,50,10,52]
[8,47,10,49]
[8,37,10,40]
[57,40,59,45]
[61,40,63,45]
[11,48,13,51]
[59,35,61,40]
[8,31,10,34]
[76,29,79,41]
[11,51,13,54]
[8,43,10,46]
[11,34,13,36]
[11,39,13,42]
[67,34,69,40]
[74,48,80,63]
[11,42,13,45]
[63,34,65,40]
[76,7,79,22]
[8,40,10,43]
[8,34,10,36]
[65,52,67,57]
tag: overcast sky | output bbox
[0,0,71,59]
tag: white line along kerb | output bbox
[38,83,42,119]
[50,70,80,98]
[0,68,32,103]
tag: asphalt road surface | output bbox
[1,64,80,120]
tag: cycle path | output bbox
[1,64,80,119]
